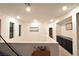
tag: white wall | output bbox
[56,24,61,36]
[61,20,72,38]
[0,13,23,42]
[56,17,73,38]
[22,21,53,42]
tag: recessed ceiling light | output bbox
[50,19,54,22]
[26,6,31,12]
[62,6,67,11]
[17,16,20,19]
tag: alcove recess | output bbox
[56,16,73,54]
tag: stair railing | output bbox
[0,35,20,56]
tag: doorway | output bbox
[49,28,53,38]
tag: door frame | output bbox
[0,19,1,34]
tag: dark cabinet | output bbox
[56,35,73,54]
[66,40,73,54]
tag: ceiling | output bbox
[0,3,79,22]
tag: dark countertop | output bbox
[57,35,72,41]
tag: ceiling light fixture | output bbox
[17,16,20,19]
[50,19,54,22]
[25,3,31,12]
[62,6,67,11]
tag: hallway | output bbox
[0,3,79,56]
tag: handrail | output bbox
[0,35,20,56]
